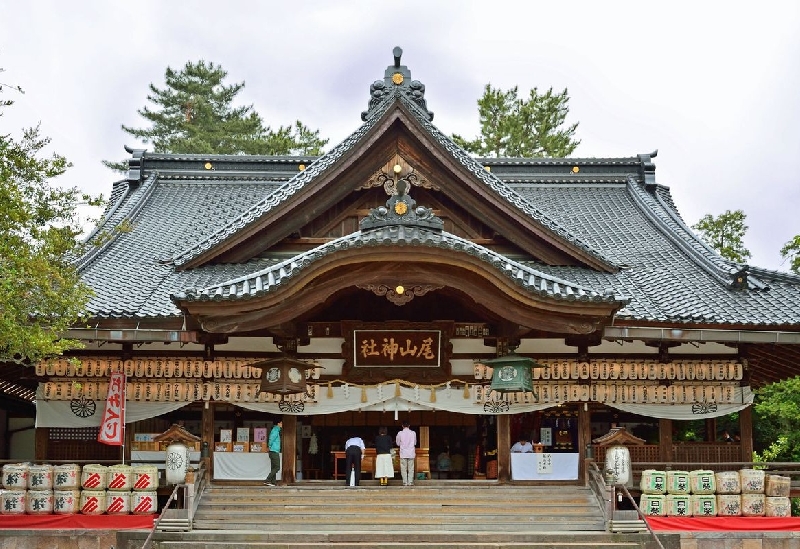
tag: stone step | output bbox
[117,530,671,549]
[190,483,607,535]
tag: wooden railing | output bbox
[594,443,744,466]
[594,456,800,497]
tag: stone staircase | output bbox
[117,481,677,549]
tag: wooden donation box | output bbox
[332,448,430,480]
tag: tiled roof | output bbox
[171,225,626,306]
[77,93,800,327]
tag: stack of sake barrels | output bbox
[638,468,792,518]
[80,463,160,515]
[639,469,695,517]
[0,462,159,516]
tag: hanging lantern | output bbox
[483,350,543,393]
[254,356,310,395]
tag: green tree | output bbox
[0,79,97,364]
[753,377,800,462]
[452,84,580,157]
[104,60,328,170]
[780,235,800,274]
[692,209,752,263]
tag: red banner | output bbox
[97,372,125,445]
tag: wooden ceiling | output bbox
[741,343,800,388]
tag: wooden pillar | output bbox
[578,403,591,483]
[705,419,717,442]
[659,418,673,462]
[35,427,49,461]
[283,415,297,483]
[739,405,753,462]
[202,402,214,472]
[497,414,511,483]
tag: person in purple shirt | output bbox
[395,421,417,486]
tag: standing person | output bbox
[264,419,282,486]
[344,433,366,487]
[374,426,394,486]
[396,421,417,486]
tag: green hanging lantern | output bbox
[485,351,542,393]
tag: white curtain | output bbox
[35,400,187,428]
[35,384,754,426]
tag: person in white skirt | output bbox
[374,426,394,486]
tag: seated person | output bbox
[510,436,534,453]
[449,451,466,478]
[436,451,451,474]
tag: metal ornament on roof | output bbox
[255,356,311,395]
[359,176,443,232]
[484,350,544,394]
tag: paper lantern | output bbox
[254,356,310,395]
[484,351,542,393]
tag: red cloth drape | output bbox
[0,514,154,529]
[646,516,800,531]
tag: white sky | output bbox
[2,1,798,271]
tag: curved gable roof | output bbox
[169,89,619,272]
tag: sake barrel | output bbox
[688,470,716,494]
[53,489,81,514]
[80,489,107,515]
[765,474,791,497]
[765,496,791,517]
[107,464,133,491]
[739,469,765,494]
[0,490,26,514]
[604,445,631,485]
[106,490,131,515]
[741,493,765,517]
[639,494,666,516]
[81,464,107,490]
[53,464,81,489]
[131,490,157,514]
[691,494,717,516]
[666,470,690,494]
[640,469,667,494]
[2,463,29,489]
[715,471,741,494]
[25,490,54,514]
[716,494,741,516]
[165,442,190,484]
[132,465,159,491]
[28,464,53,490]
[666,494,691,516]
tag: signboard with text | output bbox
[353,330,441,368]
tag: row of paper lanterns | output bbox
[39,379,740,405]
[36,357,322,380]
[473,360,742,382]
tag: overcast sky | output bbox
[2,1,798,271]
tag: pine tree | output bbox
[452,84,580,158]
[104,60,327,170]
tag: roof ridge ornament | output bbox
[359,171,443,232]
[361,46,434,121]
